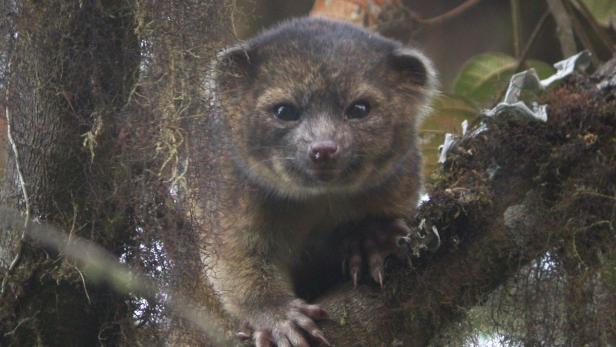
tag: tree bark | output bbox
[0,1,139,345]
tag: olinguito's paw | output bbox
[342,218,410,288]
[236,299,330,347]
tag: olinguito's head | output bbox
[213,17,436,199]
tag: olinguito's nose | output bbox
[309,141,339,162]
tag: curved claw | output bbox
[291,299,329,320]
[352,268,359,288]
[290,310,331,346]
[342,238,362,287]
[237,331,251,341]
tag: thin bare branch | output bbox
[410,0,482,26]
[546,0,577,57]
[511,0,522,58]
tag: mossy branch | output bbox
[310,63,616,346]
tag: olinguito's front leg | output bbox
[211,245,330,347]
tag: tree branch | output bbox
[546,0,577,57]
[510,0,522,58]
[407,0,482,26]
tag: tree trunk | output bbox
[0,1,139,345]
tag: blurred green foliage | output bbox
[582,0,616,27]
[452,53,555,107]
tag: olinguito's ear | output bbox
[212,44,256,92]
[386,47,436,91]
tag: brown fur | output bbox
[199,17,436,344]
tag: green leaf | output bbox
[581,0,616,28]
[453,52,518,107]
[526,59,556,80]
[420,94,478,175]
[453,53,555,107]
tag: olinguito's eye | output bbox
[273,104,300,121]
[345,100,370,120]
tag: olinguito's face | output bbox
[214,18,435,199]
